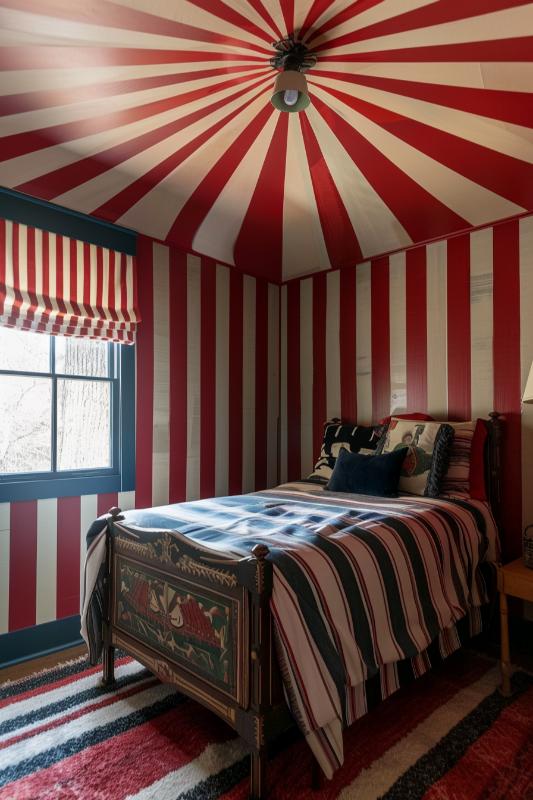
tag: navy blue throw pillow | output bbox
[327,446,408,497]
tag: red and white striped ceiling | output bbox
[0,1,532,283]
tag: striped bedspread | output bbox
[81,482,499,777]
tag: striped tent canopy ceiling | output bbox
[0,1,532,283]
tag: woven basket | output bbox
[524,525,533,569]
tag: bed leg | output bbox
[250,748,267,800]
[102,644,115,686]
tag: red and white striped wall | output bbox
[280,213,533,559]
[0,236,280,635]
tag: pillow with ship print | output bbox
[377,417,454,497]
[308,419,381,482]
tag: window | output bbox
[0,328,134,501]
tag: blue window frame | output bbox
[0,334,135,502]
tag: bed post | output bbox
[102,506,122,686]
[487,412,503,529]
[249,542,272,800]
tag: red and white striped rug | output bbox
[0,651,531,799]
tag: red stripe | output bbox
[309,74,533,212]
[200,258,217,499]
[96,494,118,518]
[169,248,187,503]
[312,273,327,461]
[246,0,283,39]
[188,0,273,44]
[0,46,266,71]
[278,0,294,35]
[406,247,428,413]
[228,269,243,495]
[340,268,357,422]
[299,114,362,268]
[56,497,80,619]
[233,113,288,283]
[15,73,271,201]
[255,280,269,490]
[319,37,533,63]
[312,92,468,244]
[286,281,301,481]
[447,235,471,421]
[8,501,37,631]
[94,79,270,224]
[493,220,522,560]
[371,257,390,422]
[135,236,154,509]
[304,0,386,43]
[313,0,531,53]
[166,104,275,250]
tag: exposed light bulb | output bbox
[283,88,299,106]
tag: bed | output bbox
[81,413,503,800]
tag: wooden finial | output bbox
[251,543,269,560]
[108,507,123,519]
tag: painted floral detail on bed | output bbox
[309,421,381,481]
[378,418,454,496]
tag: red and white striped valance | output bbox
[0,218,140,343]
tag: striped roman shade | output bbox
[0,218,139,343]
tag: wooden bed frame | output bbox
[99,412,503,800]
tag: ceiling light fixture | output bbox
[270,37,317,113]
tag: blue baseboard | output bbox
[0,615,84,669]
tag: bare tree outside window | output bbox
[0,327,112,475]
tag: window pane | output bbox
[55,337,108,378]
[0,376,52,473]
[0,327,50,373]
[57,379,111,470]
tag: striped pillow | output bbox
[309,421,381,481]
[440,421,476,497]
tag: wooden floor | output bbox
[0,644,87,684]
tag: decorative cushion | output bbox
[440,421,475,497]
[328,446,408,496]
[379,412,435,426]
[309,420,380,482]
[377,418,454,497]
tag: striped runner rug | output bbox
[0,651,531,799]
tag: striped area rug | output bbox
[0,651,532,800]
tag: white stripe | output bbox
[125,737,247,800]
[267,283,280,488]
[326,271,341,420]
[309,0,434,46]
[35,499,57,625]
[426,240,448,417]
[0,660,145,725]
[118,491,136,512]
[280,285,288,484]
[0,509,10,634]
[1,672,154,745]
[80,495,98,608]
[282,116,330,280]
[242,275,256,493]
[300,278,314,477]
[520,216,533,540]
[186,255,201,501]
[339,667,500,799]
[151,243,170,507]
[389,251,407,414]
[470,228,494,418]
[356,262,372,424]
[215,264,230,497]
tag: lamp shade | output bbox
[271,70,310,112]
[523,361,533,403]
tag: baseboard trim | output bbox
[0,615,83,669]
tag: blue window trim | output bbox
[0,340,135,502]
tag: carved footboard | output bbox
[101,508,291,800]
